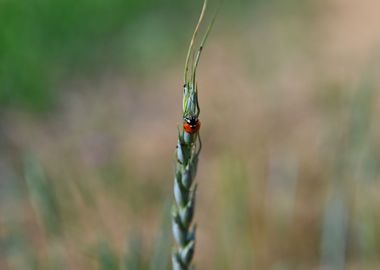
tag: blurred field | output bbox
[1,0,380,269]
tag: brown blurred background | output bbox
[1,0,380,269]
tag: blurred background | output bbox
[1,0,380,269]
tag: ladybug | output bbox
[183,116,201,134]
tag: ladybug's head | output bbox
[184,115,199,126]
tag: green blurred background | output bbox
[1,0,380,269]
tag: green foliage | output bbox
[150,202,172,270]
[0,0,182,111]
[0,0,264,112]
[98,241,119,270]
[124,233,144,270]
[24,154,61,237]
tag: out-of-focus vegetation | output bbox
[0,0,255,111]
[1,0,380,269]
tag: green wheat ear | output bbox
[171,0,220,269]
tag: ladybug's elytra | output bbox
[183,116,201,134]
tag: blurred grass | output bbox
[0,0,257,112]
[0,0,307,112]
[25,154,61,237]
[0,0,161,110]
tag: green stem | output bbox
[172,128,200,270]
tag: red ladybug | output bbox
[183,116,201,134]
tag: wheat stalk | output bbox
[171,1,219,269]
[171,124,201,270]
